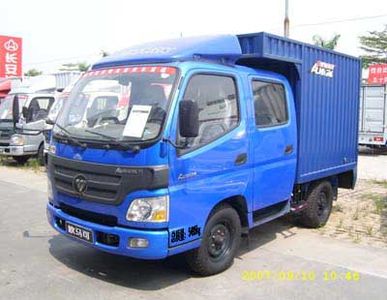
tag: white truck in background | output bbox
[0,72,81,164]
[359,84,387,149]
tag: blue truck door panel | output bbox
[248,75,297,211]
[167,70,252,247]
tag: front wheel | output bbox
[185,204,241,276]
[37,143,45,166]
[13,156,29,165]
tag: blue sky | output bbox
[1,0,387,72]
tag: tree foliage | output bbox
[77,62,90,72]
[312,34,341,50]
[59,62,90,72]
[359,25,387,68]
[24,68,42,77]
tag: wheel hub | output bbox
[208,223,231,259]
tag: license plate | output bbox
[65,222,93,243]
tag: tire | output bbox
[297,181,333,228]
[185,204,241,276]
[37,143,45,166]
[13,156,29,165]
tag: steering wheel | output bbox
[87,109,117,127]
[94,116,120,126]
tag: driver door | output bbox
[24,96,55,146]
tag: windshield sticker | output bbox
[122,105,152,138]
[84,66,176,77]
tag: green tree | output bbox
[24,69,42,77]
[77,62,90,72]
[359,25,387,68]
[59,62,89,72]
[313,34,341,50]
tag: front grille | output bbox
[0,142,9,147]
[59,202,118,227]
[48,155,168,205]
[54,163,120,203]
[0,131,12,139]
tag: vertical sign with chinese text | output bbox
[0,35,23,78]
[368,64,387,84]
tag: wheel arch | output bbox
[208,195,249,229]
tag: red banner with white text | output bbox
[368,64,387,84]
[0,35,22,78]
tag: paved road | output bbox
[1,161,387,299]
[358,147,387,180]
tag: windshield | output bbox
[55,66,177,143]
[0,95,26,122]
[47,95,65,122]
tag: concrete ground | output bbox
[358,147,387,180]
[0,152,386,299]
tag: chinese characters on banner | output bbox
[368,64,387,84]
[0,35,22,78]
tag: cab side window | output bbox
[252,81,288,127]
[26,97,55,123]
[179,74,239,148]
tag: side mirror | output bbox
[179,100,199,138]
[12,95,20,127]
[45,117,55,125]
[22,106,28,119]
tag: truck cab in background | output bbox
[0,72,81,164]
[46,33,361,276]
[0,92,55,164]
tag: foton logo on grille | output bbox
[73,175,88,194]
[311,61,335,78]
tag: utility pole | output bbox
[284,0,290,38]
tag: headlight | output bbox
[126,195,169,222]
[48,144,56,155]
[10,134,25,146]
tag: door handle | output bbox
[235,153,247,166]
[284,144,294,155]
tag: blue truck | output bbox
[45,32,361,275]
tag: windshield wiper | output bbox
[54,124,87,148]
[84,129,140,153]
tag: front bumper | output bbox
[0,145,36,156]
[46,203,169,260]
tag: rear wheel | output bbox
[296,181,333,228]
[185,204,241,276]
[13,156,29,165]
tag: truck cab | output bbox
[46,33,361,275]
[0,92,55,164]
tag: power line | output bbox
[293,13,387,28]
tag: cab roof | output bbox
[92,35,243,69]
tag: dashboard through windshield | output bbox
[55,66,178,143]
